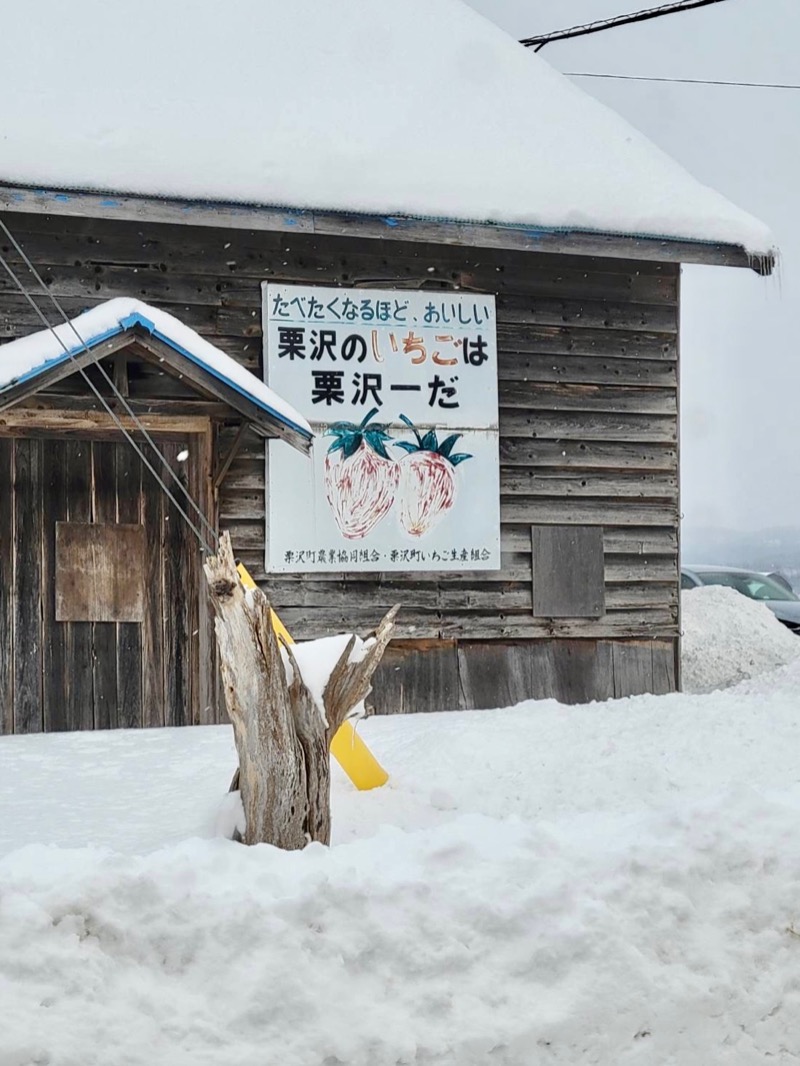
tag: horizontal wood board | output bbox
[0,213,681,649]
[0,183,771,272]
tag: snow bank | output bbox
[3,789,800,1066]
[681,585,800,694]
[0,0,773,254]
[4,673,800,1063]
[733,654,800,698]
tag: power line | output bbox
[0,240,217,554]
[566,71,800,90]
[521,0,732,51]
[0,216,219,551]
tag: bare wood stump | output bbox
[204,532,397,849]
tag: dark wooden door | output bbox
[0,433,216,733]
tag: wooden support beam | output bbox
[132,333,312,454]
[0,407,211,437]
[214,422,248,490]
[113,352,129,397]
[18,394,233,419]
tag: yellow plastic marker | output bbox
[236,563,389,790]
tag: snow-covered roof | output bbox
[0,299,312,444]
[0,0,773,258]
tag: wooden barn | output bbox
[0,0,774,732]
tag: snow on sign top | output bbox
[0,299,312,439]
[0,0,773,256]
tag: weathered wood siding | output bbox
[0,431,217,732]
[372,637,678,714]
[0,211,680,709]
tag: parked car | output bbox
[681,565,800,634]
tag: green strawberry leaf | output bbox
[326,421,356,436]
[359,407,381,429]
[438,433,462,458]
[420,429,438,451]
[342,436,362,459]
[449,452,473,466]
[394,441,419,454]
[399,414,424,447]
[326,410,397,458]
[365,429,392,459]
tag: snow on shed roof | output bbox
[1,0,773,258]
[0,299,312,442]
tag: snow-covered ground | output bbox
[2,592,800,1065]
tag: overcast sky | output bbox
[469,0,798,534]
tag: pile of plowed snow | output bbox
[681,584,800,693]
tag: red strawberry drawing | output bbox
[395,415,472,537]
[324,408,399,540]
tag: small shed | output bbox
[0,300,310,732]
[0,0,775,731]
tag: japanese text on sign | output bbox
[264,284,500,574]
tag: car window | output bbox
[696,571,799,603]
[681,573,698,590]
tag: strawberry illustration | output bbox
[324,407,399,540]
[395,415,472,537]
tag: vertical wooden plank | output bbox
[215,431,231,725]
[457,642,532,710]
[552,640,614,705]
[529,641,558,701]
[184,437,202,726]
[141,440,165,728]
[0,440,14,734]
[193,425,217,724]
[64,439,94,731]
[371,641,460,715]
[612,641,655,698]
[116,441,143,728]
[162,440,191,728]
[41,439,69,732]
[675,267,683,695]
[651,640,677,695]
[91,441,119,729]
[13,438,43,733]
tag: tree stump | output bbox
[203,532,397,849]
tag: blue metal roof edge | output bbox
[119,311,313,440]
[0,321,127,392]
[1,310,312,441]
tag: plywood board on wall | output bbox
[55,522,145,623]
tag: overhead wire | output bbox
[0,243,217,555]
[521,0,732,51]
[565,72,800,91]
[0,215,219,550]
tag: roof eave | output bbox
[0,182,775,275]
[0,317,313,454]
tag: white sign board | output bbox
[263,284,500,573]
